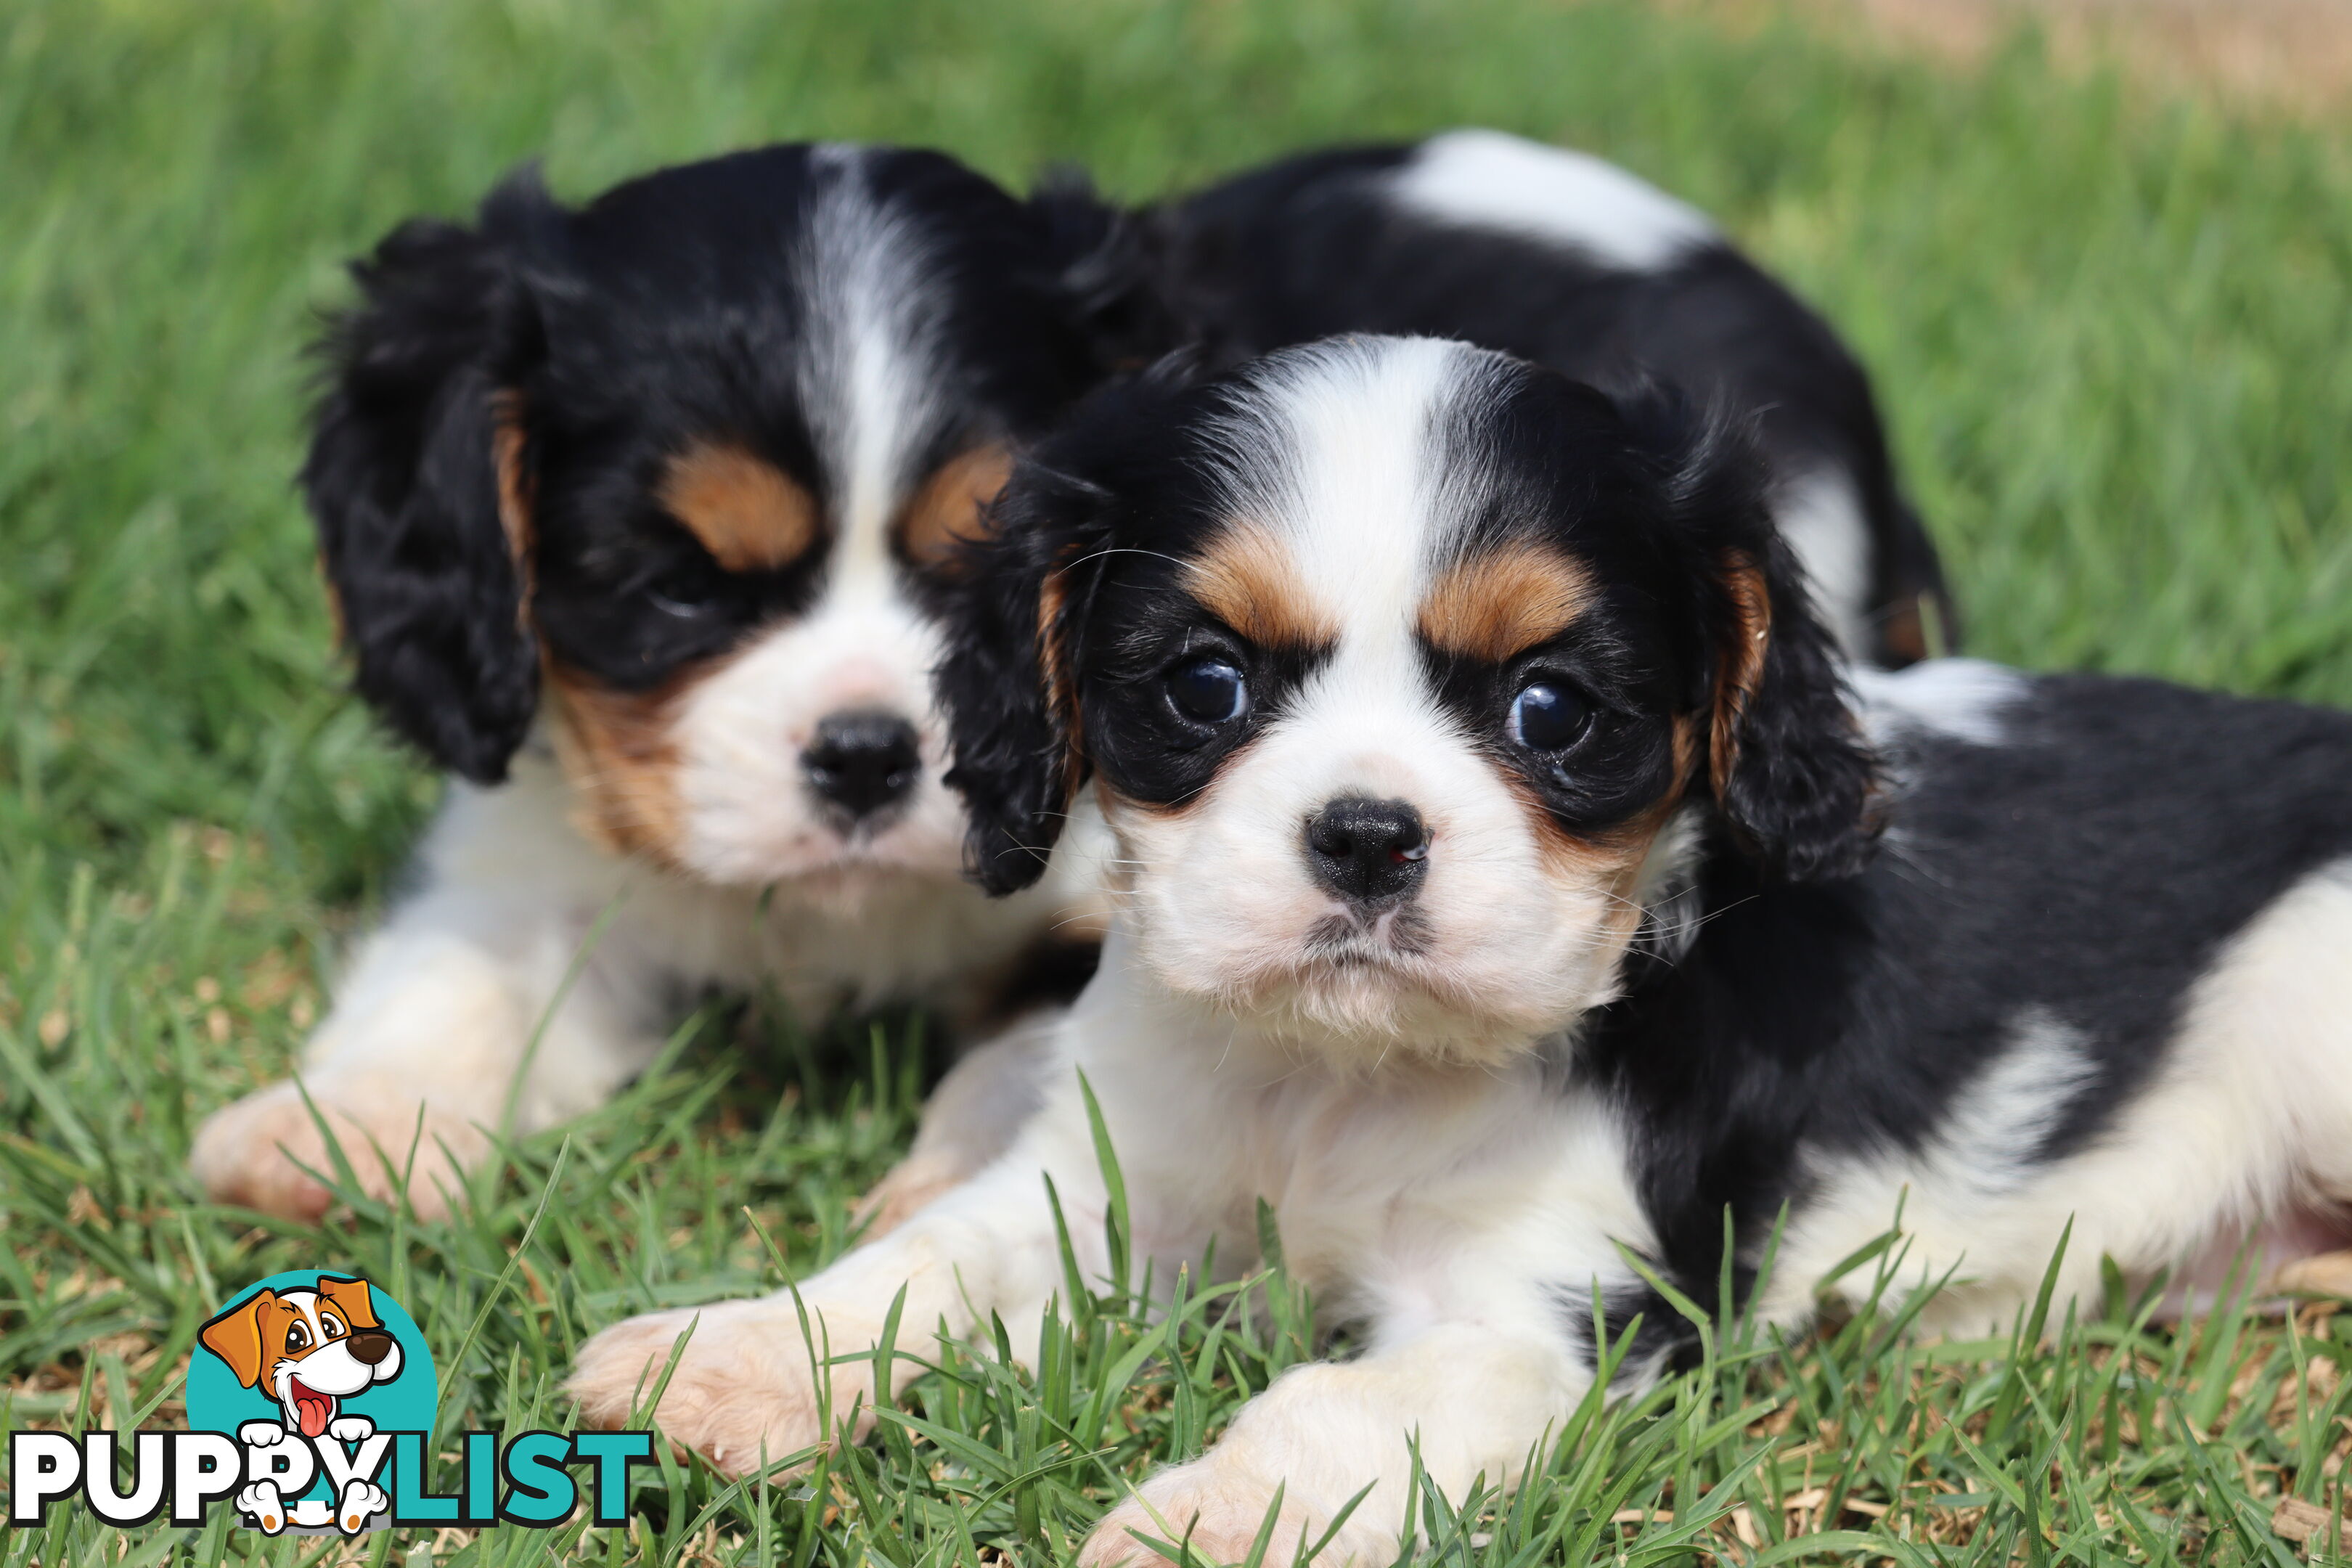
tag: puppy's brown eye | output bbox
[1509,681,1591,751]
[285,1323,309,1353]
[1168,657,1248,724]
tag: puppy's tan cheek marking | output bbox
[1183,523,1337,650]
[1711,554,1772,802]
[897,445,1013,567]
[658,441,819,573]
[542,658,730,867]
[1417,541,1597,663]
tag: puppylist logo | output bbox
[8,1270,653,1535]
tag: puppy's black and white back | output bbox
[1649,662,2352,1331]
[195,144,1138,1220]
[1151,129,1951,666]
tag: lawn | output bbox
[4,0,2351,1562]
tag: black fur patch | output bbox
[1146,140,1954,666]
[1555,1278,1707,1389]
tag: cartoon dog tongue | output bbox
[289,1377,335,1438]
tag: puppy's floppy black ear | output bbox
[1028,166,1180,373]
[1638,399,1881,882]
[934,457,1114,896]
[303,173,552,785]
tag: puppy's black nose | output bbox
[346,1328,396,1366]
[803,710,921,821]
[1304,797,1429,903]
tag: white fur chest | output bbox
[1063,950,1654,1338]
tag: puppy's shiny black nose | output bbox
[1304,797,1429,903]
[346,1328,396,1366]
[803,710,921,820]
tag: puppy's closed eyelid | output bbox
[896,444,1014,566]
[656,440,820,573]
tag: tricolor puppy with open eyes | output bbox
[192,144,1140,1221]
[571,333,2352,1561]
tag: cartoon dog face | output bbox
[938,338,1874,1066]
[197,1276,404,1439]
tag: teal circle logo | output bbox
[187,1271,436,1532]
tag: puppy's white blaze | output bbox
[1851,658,2030,748]
[1388,130,1715,274]
[1773,466,1873,660]
[1771,857,2352,1336]
[798,144,947,598]
[1211,336,1486,643]
[670,154,974,889]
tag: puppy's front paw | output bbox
[567,1299,883,1479]
[1082,1459,1393,1567]
[327,1415,375,1443]
[191,1079,489,1221]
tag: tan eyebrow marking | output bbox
[1416,540,1598,663]
[897,444,1015,566]
[1183,523,1338,650]
[657,440,820,573]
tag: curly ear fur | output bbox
[1708,541,1879,881]
[935,462,1113,895]
[303,175,551,784]
[938,358,1212,894]
[1631,392,1880,883]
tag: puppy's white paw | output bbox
[1082,1459,1392,1567]
[327,1415,375,1443]
[191,1078,489,1221]
[568,1299,883,1479]
[335,1479,389,1533]
[234,1481,287,1535]
[236,1420,286,1449]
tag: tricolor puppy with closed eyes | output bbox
[571,336,2352,1561]
[192,144,1137,1221]
[1153,128,1955,666]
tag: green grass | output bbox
[4,0,2352,1561]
